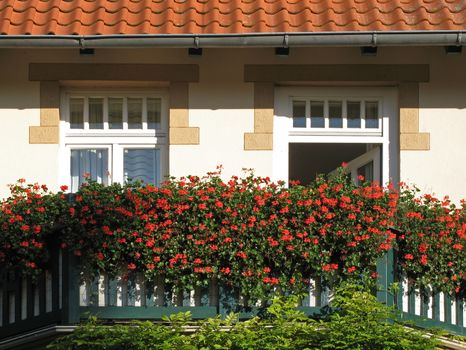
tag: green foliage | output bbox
[48,285,438,350]
[318,282,438,350]
[47,316,195,350]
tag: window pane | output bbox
[329,101,343,128]
[365,101,379,129]
[124,149,160,185]
[70,149,108,192]
[128,98,143,129]
[310,101,324,128]
[89,98,104,129]
[292,101,306,128]
[347,101,361,128]
[70,98,84,129]
[147,98,161,130]
[109,98,123,129]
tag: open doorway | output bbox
[273,86,397,187]
[289,143,381,185]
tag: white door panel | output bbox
[331,146,381,184]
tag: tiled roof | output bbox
[0,0,464,36]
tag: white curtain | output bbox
[70,149,109,192]
[124,149,159,185]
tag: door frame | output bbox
[273,86,399,186]
[330,145,382,184]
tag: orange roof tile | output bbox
[0,0,464,36]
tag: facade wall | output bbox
[0,52,59,196]
[0,47,464,202]
[171,81,273,179]
[402,80,466,203]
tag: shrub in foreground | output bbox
[47,284,438,350]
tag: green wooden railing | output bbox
[395,279,465,335]
[1,248,465,342]
[0,248,64,339]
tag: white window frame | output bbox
[59,89,169,190]
[290,98,383,135]
[273,87,399,187]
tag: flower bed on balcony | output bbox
[1,168,465,300]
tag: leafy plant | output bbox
[47,315,195,350]
[48,285,438,350]
[319,282,438,350]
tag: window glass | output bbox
[108,98,123,129]
[128,98,143,129]
[347,101,361,128]
[66,92,166,191]
[292,101,306,128]
[147,98,161,130]
[89,98,104,129]
[70,98,84,129]
[70,149,109,192]
[357,161,374,185]
[124,149,160,185]
[365,101,379,129]
[329,101,343,128]
[310,101,324,128]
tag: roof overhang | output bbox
[0,30,464,48]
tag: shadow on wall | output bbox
[1,46,466,111]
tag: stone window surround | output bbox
[29,63,430,151]
[28,63,200,145]
[243,64,430,151]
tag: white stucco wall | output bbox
[0,47,464,202]
[0,100,60,197]
[397,52,466,203]
[0,51,59,198]
[170,81,273,180]
[169,50,272,180]
[401,81,466,203]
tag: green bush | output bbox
[317,283,437,350]
[47,284,438,350]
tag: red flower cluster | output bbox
[2,170,464,298]
[397,188,466,294]
[57,167,398,298]
[0,181,67,276]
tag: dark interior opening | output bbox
[288,143,368,185]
